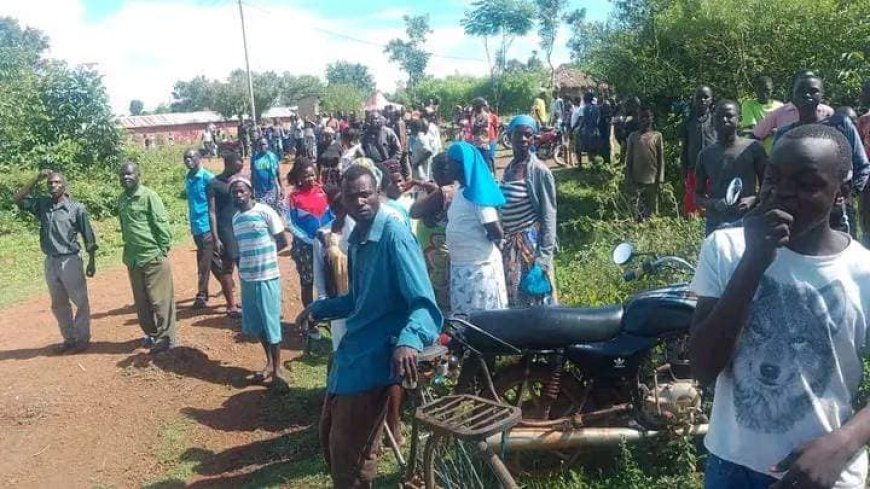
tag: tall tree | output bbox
[461,0,534,110]
[128,99,144,116]
[320,84,365,115]
[384,14,433,90]
[535,0,574,87]
[0,16,47,79]
[170,75,215,112]
[280,73,325,105]
[0,18,121,176]
[326,61,375,93]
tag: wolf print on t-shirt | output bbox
[732,277,851,433]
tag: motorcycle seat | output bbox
[459,306,624,354]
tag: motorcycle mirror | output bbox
[612,242,634,265]
[724,177,743,207]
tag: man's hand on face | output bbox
[769,430,853,489]
[392,346,418,386]
[743,198,793,268]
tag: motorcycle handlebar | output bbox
[623,256,695,282]
[623,260,651,282]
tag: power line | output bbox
[240,1,486,63]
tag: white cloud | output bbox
[1,0,574,114]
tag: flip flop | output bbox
[226,308,242,318]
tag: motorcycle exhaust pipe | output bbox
[487,424,709,452]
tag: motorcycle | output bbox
[444,244,707,458]
[499,125,567,167]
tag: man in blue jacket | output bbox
[297,164,441,488]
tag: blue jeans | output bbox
[705,454,777,489]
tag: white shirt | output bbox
[428,122,443,154]
[446,189,501,265]
[690,227,869,488]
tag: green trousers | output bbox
[127,257,177,342]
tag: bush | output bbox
[398,70,548,118]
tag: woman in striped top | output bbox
[501,115,559,307]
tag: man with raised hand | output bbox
[15,169,97,354]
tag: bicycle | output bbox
[384,344,521,489]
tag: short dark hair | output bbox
[289,157,316,186]
[342,164,376,188]
[717,100,740,112]
[223,151,241,166]
[779,123,851,182]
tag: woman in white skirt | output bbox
[442,141,508,314]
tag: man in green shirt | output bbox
[741,76,782,152]
[118,162,177,353]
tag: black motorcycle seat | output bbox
[460,305,624,353]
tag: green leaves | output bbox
[384,15,433,90]
[570,0,870,108]
[326,61,375,93]
[320,84,366,115]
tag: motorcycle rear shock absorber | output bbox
[541,351,565,419]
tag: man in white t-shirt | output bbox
[689,124,870,489]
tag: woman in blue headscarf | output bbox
[501,115,558,306]
[442,142,508,314]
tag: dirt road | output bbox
[0,184,320,488]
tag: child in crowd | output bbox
[312,184,352,351]
[285,158,334,309]
[624,106,664,220]
[228,175,287,390]
[381,158,415,231]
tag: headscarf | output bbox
[447,142,505,207]
[227,175,252,190]
[350,157,383,189]
[507,114,539,135]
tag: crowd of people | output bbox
[12,72,870,488]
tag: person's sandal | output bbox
[226,307,242,318]
[193,297,208,309]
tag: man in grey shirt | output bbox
[695,101,767,235]
[15,169,97,353]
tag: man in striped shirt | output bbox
[229,175,288,389]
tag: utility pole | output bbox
[238,0,257,124]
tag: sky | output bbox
[1,0,613,115]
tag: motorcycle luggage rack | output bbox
[415,394,521,441]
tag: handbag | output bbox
[520,264,552,297]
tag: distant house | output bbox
[554,65,599,101]
[118,105,312,147]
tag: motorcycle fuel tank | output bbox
[621,284,697,337]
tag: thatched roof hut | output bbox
[554,65,607,100]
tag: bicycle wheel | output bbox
[423,433,495,489]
